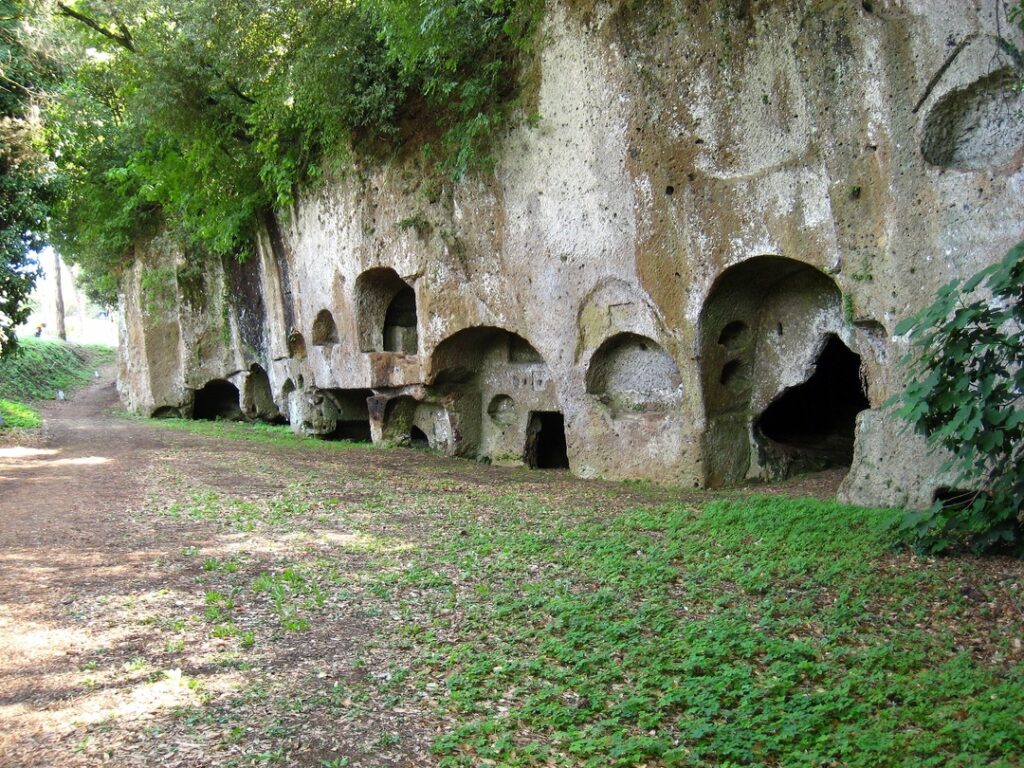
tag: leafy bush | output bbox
[894,243,1024,554]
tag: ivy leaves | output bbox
[894,243,1024,554]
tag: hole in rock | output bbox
[755,335,869,467]
[193,380,243,421]
[151,405,181,419]
[410,426,430,449]
[323,389,372,442]
[525,412,569,470]
[717,320,750,350]
[933,487,979,511]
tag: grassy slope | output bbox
[0,338,116,401]
[0,338,115,429]
[0,399,42,428]
[145,420,1024,767]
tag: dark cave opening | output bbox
[325,421,372,442]
[193,380,243,421]
[526,411,569,470]
[755,335,869,467]
[410,426,430,449]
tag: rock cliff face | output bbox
[117,0,1024,509]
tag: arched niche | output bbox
[699,256,867,486]
[287,330,307,360]
[192,379,243,421]
[311,309,339,346]
[428,326,546,385]
[354,268,418,354]
[428,326,563,467]
[922,67,1024,171]
[585,333,682,414]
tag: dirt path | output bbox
[0,375,873,767]
[0,377,209,765]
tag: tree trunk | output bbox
[54,251,66,341]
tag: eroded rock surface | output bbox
[117,0,1024,508]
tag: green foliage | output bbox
[0,337,114,401]
[42,0,544,301]
[0,0,56,357]
[0,398,41,428]
[403,496,1021,766]
[894,243,1024,554]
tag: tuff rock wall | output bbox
[117,0,1024,510]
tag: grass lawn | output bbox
[100,418,1021,768]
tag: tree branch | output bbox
[56,2,135,52]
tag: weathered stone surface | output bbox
[117,0,1024,508]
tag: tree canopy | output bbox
[0,0,54,357]
[40,0,542,303]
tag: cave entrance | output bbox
[193,380,243,421]
[410,426,430,449]
[326,420,372,442]
[525,411,569,470]
[755,335,869,468]
[323,389,373,443]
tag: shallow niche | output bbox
[354,268,418,354]
[287,330,307,360]
[922,67,1024,171]
[487,394,517,427]
[311,309,339,347]
[586,333,681,414]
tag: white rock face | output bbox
[117,0,1024,505]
